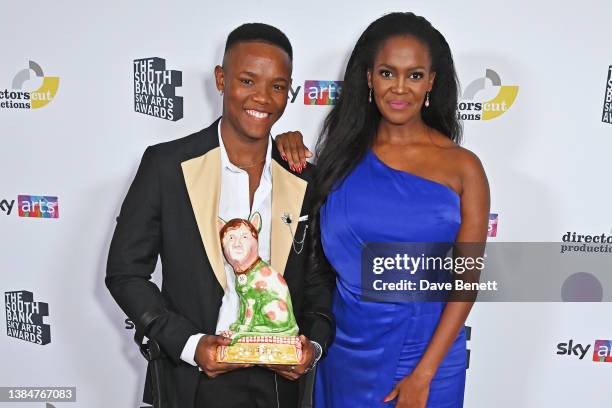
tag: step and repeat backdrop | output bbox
[1,1,611,407]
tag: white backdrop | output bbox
[1,1,611,407]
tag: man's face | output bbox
[215,41,292,140]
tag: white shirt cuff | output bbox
[310,340,323,365]
[180,333,206,366]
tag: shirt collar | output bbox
[218,119,272,176]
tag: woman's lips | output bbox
[388,100,409,110]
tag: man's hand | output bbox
[262,335,315,381]
[194,335,252,378]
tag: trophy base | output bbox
[216,335,302,365]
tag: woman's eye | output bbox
[410,72,424,80]
[379,70,392,78]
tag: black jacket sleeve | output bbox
[105,146,197,365]
[298,213,336,355]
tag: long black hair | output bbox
[310,12,462,271]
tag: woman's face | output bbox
[367,35,436,126]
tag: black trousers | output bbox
[195,367,300,408]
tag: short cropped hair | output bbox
[224,23,293,61]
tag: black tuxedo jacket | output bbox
[106,118,335,407]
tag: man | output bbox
[106,23,335,408]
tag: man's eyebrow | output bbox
[238,71,289,82]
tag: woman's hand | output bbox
[275,131,312,173]
[383,370,432,408]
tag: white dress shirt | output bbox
[180,120,272,366]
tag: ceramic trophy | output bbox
[215,213,301,365]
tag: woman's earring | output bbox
[368,88,373,103]
[424,91,430,108]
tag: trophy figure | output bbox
[216,213,302,365]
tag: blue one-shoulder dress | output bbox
[314,149,467,408]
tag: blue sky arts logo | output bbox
[457,69,518,121]
[602,66,612,125]
[5,291,51,345]
[133,58,183,121]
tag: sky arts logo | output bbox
[0,61,59,110]
[487,213,498,237]
[0,196,59,218]
[303,80,343,105]
[556,339,612,363]
[17,195,59,218]
[457,69,518,121]
[134,57,183,121]
[602,65,612,125]
[5,291,51,345]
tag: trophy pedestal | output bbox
[216,335,302,365]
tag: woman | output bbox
[277,12,489,407]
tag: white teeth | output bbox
[246,109,269,119]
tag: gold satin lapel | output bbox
[271,161,308,275]
[181,148,226,291]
